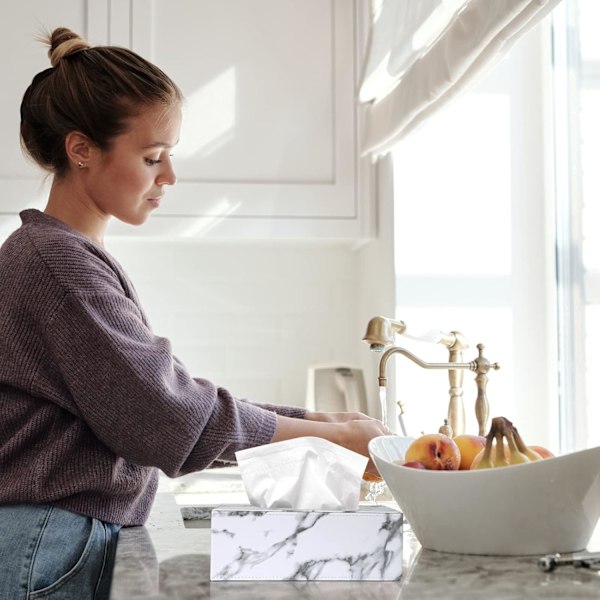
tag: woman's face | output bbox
[85,103,182,226]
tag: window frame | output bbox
[552,0,594,452]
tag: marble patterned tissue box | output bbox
[210,504,403,581]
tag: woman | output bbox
[0,28,387,599]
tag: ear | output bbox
[64,131,95,169]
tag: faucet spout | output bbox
[375,344,499,435]
[377,346,476,387]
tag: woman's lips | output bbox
[147,197,162,208]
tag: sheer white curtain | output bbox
[359,0,562,157]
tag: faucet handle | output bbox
[474,343,500,374]
[473,344,500,436]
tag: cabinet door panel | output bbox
[0,1,101,215]
[154,1,334,183]
[133,0,359,225]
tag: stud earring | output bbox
[77,161,85,169]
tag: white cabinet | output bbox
[0,0,372,240]
[0,0,88,239]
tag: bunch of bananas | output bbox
[472,416,543,469]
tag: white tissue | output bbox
[235,437,368,511]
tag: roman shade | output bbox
[359,0,563,157]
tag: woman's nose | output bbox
[158,161,177,186]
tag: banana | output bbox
[505,429,530,464]
[472,416,538,469]
[512,425,543,462]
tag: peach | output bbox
[403,460,427,469]
[529,445,555,459]
[453,434,486,470]
[405,433,461,470]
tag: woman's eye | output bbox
[144,157,161,166]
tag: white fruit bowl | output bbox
[369,435,600,556]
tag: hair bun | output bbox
[48,27,90,67]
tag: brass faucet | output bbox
[363,317,500,436]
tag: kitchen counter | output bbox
[109,485,600,599]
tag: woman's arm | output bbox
[303,411,376,423]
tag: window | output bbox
[388,1,600,453]
[390,21,559,448]
[553,0,600,451]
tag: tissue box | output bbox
[210,504,403,581]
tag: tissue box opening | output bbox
[210,504,403,581]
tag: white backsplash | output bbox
[107,238,362,409]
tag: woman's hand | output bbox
[335,418,390,478]
[272,413,391,479]
[303,410,375,423]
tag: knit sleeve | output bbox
[41,290,279,477]
[225,395,307,419]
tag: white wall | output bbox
[355,157,398,421]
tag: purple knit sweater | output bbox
[0,210,306,525]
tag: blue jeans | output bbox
[0,504,121,600]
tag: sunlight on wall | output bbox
[177,67,237,160]
[180,198,241,238]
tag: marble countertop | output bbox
[109,483,600,599]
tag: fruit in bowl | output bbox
[404,433,461,470]
[529,444,554,459]
[470,416,544,468]
[399,418,555,471]
[403,460,427,469]
[453,434,486,470]
[369,426,600,555]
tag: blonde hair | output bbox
[47,27,91,66]
[20,27,183,176]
